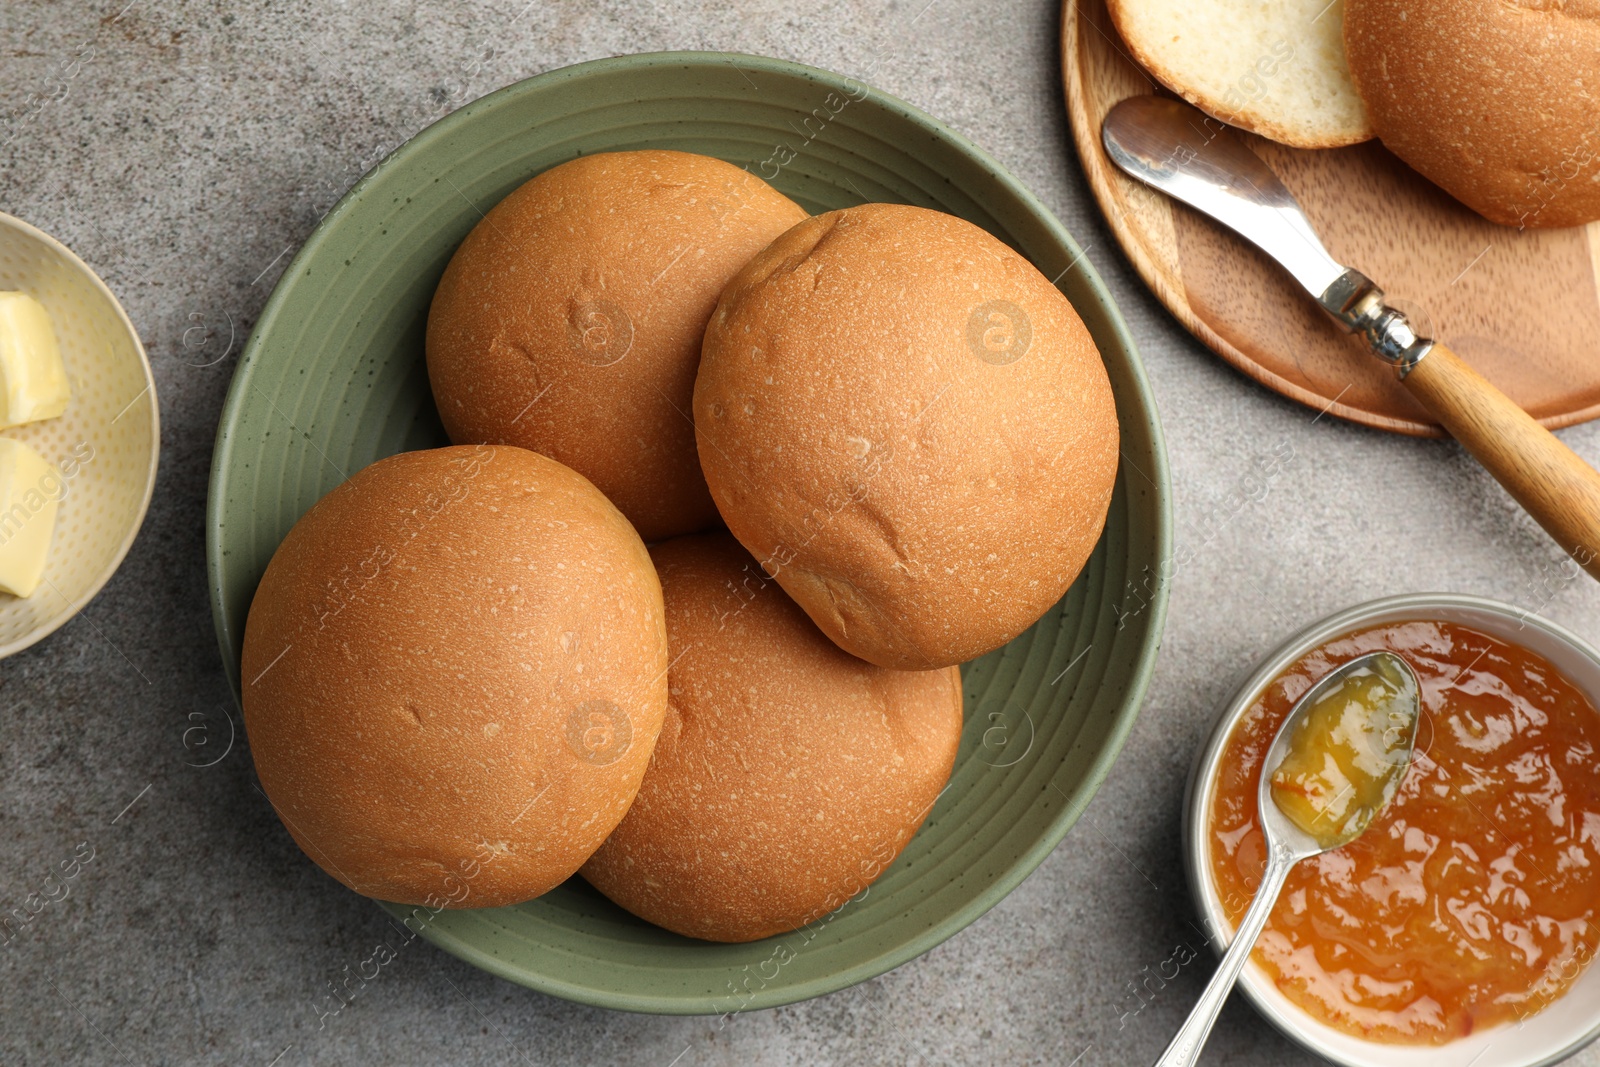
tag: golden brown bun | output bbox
[580,532,963,942]
[426,150,809,541]
[1107,0,1374,149]
[240,445,668,909]
[1345,0,1600,228]
[694,203,1119,670]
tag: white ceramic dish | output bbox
[1185,593,1600,1067]
[0,212,159,659]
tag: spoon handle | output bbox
[1151,844,1299,1067]
[1402,342,1600,581]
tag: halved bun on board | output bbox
[1107,0,1373,149]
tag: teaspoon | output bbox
[1153,650,1421,1067]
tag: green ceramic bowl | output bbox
[206,52,1171,1014]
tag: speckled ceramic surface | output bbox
[207,52,1171,1014]
[0,212,159,659]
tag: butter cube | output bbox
[0,292,70,429]
[0,438,62,598]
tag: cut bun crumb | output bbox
[1107,0,1373,149]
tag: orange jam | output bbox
[1269,653,1418,849]
[1209,621,1600,1044]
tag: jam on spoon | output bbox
[1267,653,1419,850]
[1154,651,1421,1067]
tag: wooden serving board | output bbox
[1062,0,1600,437]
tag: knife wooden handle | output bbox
[1403,342,1600,581]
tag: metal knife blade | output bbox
[1100,95,1431,373]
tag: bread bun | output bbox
[240,445,668,909]
[1345,0,1600,228]
[426,150,808,541]
[693,203,1119,670]
[580,532,963,942]
[1108,0,1373,149]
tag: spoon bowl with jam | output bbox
[1154,651,1421,1067]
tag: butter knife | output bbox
[1102,95,1600,581]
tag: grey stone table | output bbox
[4,2,1598,1064]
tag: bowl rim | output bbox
[0,210,161,661]
[1183,592,1600,1066]
[205,49,1173,1013]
